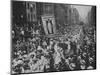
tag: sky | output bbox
[72,5,92,23]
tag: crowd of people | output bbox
[11,22,96,74]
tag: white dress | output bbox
[47,21,52,34]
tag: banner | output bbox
[41,15,56,35]
[26,2,37,22]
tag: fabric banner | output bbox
[41,15,56,35]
